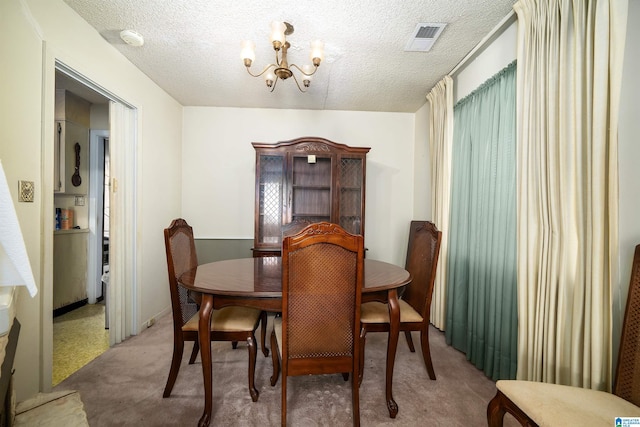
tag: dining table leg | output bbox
[385,288,400,418]
[197,294,214,427]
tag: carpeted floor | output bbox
[53,303,109,386]
[54,312,520,426]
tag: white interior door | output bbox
[108,101,138,345]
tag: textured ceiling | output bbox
[62,0,516,113]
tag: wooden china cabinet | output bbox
[252,137,370,257]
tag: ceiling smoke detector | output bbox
[404,23,447,52]
[120,30,144,47]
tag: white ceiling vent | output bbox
[404,23,447,52]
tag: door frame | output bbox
[88,131,109,304]
[43,59,139,389]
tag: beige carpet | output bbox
[54,312,520,426]
[53,303,109,386]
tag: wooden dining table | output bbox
[179,256,411,427]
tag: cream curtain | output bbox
[514,0,627,390]
[426,75,454,330]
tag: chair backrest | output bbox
[401,221,442,320]
[164,218,199,330]
[614,244,640,405]
[281,222,364,375]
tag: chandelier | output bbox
[241,21,324,92]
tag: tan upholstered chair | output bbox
[163,218,267,401]
[487,244,640,426]
[270,222,365,427]
[359,220,442,383]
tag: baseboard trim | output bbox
[53,299,88,318]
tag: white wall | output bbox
[90,103,110,130]
[413,102,431,220]
[182,107,416,265]
[454,22,518,103]
[1,0,183,400]
[0,0,47,400]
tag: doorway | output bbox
[49,61,140,391]
[46,60,138,391]
[52,70,111,385]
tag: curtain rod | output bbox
[448,10,516,76]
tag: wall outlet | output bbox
[18,180,34,202]
[74,195,85,206]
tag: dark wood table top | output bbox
[179,257,411,297]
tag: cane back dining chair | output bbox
[487,244,640,426]
[270,222,365,427]
[359,220,442,384]
[163,218,268,402]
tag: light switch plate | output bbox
[18,180,34,202]
[74,195,85,206]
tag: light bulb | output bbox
[270,21,286,48]
[241,40,256,66]
[310,40,324,66]
[264,71,275,88]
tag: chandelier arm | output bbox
[246,63,278,78]
[290,72,307,93]
[290,63,319,77]
[269,76,279,93]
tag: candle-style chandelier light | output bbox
[241,21,324,92]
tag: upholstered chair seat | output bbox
[361,300,424,324]
[182,306,263,333]
[494,380,640,425]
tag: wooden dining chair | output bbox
[487,244,640,426]
[270,222,365,427]
[359,220,442,384]
[163,218,268,402]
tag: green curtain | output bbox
[445,61,517,380]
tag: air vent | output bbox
[404,23,447,52]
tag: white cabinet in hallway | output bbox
[53,229,88,311]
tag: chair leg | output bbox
[232,341,238,349]
[270,329,280,386]
[420,325,436,380]
[163,338,184,398]
[358,327,366,387]
[486,389,536,426]
[188,340,199,364]
[486,391,506,427]
[247,335,259,402]
[342,373,349,381]
[260,311,269,357]
[352,368,361,427]
[281,373,287,427]
[404,330,416,352]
